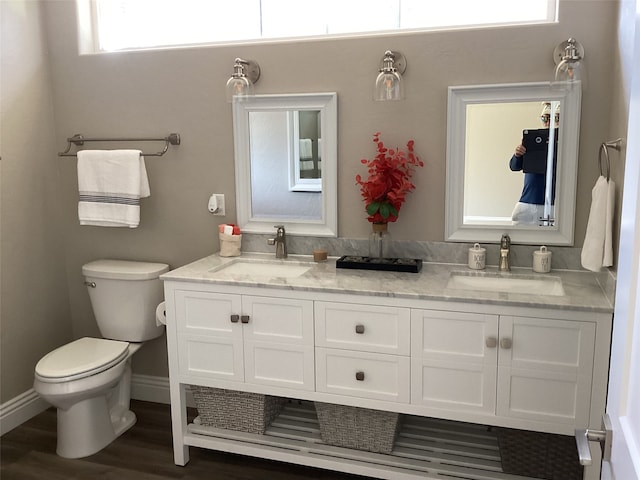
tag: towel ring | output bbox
[598,138,622,181]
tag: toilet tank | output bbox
[82,260,170,342]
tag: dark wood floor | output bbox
[1,400,371,480]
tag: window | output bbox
[86,0,557,53]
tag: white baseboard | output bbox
[0,374,192,435]
[131,374,195,407]
[0,389,49,436]
[130,374,172,405]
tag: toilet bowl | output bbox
[33,259,169,458]
[34,338,144,458]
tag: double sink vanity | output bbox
[161,80,608,478]
[161,251,613,480]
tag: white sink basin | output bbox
[209,258,313,278]
[446,271,565,296]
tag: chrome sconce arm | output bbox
[553,38,585,87]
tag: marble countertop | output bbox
[161,252,613,314]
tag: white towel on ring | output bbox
[581,175,615,271]
[299,138,313,159]
[77,149,150,228]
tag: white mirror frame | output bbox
[233,93,338,237]
[445,82,581,245]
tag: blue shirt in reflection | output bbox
[509,155,555,205]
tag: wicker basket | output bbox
[190,386,285,434]
[496,427,584,480]
[314,402,401,454]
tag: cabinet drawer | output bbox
[316,347,410,403]
[315,302,410,355]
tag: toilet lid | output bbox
[35,337,129,380]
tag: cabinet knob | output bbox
[485,336,497,348]
[355,324,365,334]
[241,315,250,324]
[500,337,513,349]
[355,371,365,381]
[230,314,240,323]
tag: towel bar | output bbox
[58,133,181,157]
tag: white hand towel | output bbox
[299,138,313,159]
[581,175,616,271]
[77,149,150,228]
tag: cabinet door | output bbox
[242,296,315,390]
[174,290,244,381]
[411,309,498,414]
[315,302,410,355]
[496,315,596,426]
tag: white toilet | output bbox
[33,259,169,459]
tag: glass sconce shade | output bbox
[226,58,260,102]
[226,75,253,101]
[555,58,584,83]
[374,50,406,101]
[552,38,585,89]
[375,70,404,101]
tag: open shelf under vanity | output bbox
[186,400,563,480]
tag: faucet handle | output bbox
[500,233,511,249]
[274,225,286,236]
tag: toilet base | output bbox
[56,394,137,458]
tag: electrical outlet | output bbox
[207,194,225,216]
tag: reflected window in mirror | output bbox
[233,93,337,237]
[290,110,322,192]
[446,82,581,245]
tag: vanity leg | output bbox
[169,382,190,466]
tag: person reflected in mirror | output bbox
[509,102,559,225]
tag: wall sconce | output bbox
[226,58,261,102]
[553,38,585,87]
[374,50,406,101]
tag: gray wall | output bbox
[0,0,632,402]
[1,0,73,402]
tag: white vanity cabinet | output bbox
[163,273,611,480]
[174,288,315,390]
[411,309,596,428]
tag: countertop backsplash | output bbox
[240,234,617,304]
[241,234,583,269]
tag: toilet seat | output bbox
[35,337,129,383]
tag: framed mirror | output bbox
[233,93,338,236]
[445,82,581,245]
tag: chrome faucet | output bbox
[267,225,288,258]
[499,234,511,272]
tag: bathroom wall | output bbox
[0,0,73,403]
[21,0,621,382]
[609,0,637,249]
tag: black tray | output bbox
[336,255,423,273]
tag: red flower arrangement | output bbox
[355,132,424,223]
